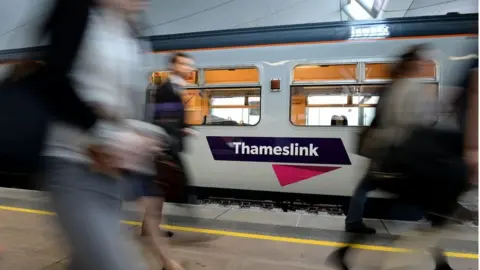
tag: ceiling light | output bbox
[343,0,374,20]
[357,0,386,17]
[349,24,390,40]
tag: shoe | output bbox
[325,247,349,270]
[345,222,376,234]
[141,229,174,238]
[162,259,184,270]
[435,263,454,270]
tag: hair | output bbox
[169,52,192,65]
[390,44,429,79]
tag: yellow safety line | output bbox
[0,205,478,260]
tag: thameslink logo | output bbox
[232,142,319,156]
[206,136,351,165]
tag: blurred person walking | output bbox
[142,52,198,239]
[40,0,162,269]
[343,44,435,235]
[327,44,471,270]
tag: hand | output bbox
[163,259,184,270]
[465,149,478,185]
[182,128,198,136]
[465,149,478,169]
[87,145,120,179]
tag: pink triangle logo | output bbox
[272,164,340,187]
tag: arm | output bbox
[464,69,478,171]
[41,0,99,131]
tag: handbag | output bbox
[154,151,188,203]
[371,127,469,216]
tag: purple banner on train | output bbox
[206,136,351,165]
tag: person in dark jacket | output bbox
[327,46,475,270]
[142,52,197,238]
[153,52,196,152]
[344,45,429,235]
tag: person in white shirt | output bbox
[41,0,173,269]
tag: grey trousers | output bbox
[44,157,148,270]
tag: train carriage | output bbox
[0,13,477,218]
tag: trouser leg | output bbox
[45,158,148,270]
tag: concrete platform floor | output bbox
[0,210,477,270]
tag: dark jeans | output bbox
[345,176,376,226]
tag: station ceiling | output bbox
[0,0,477,50]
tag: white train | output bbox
[0,13,477,215]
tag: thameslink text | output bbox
[232,142,319,156]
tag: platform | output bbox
[0,188,477,270]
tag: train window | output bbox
[181,89,204,125]
[151,70,198,85]
[290,85,384,126]
[204,68,259,85]
[365,60,436,81]
[293,64,357,82]
[308,95,348,105]
[291,83,439,127]
[204,88,261,125]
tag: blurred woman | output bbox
[40,0,163,269]
[344,44,434,235]
[327,44,466,270]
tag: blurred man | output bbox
[143,52,197,238]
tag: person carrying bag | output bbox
[328,44,469,270]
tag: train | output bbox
[0,13,477,219]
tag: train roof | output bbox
[0,13,477,63]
